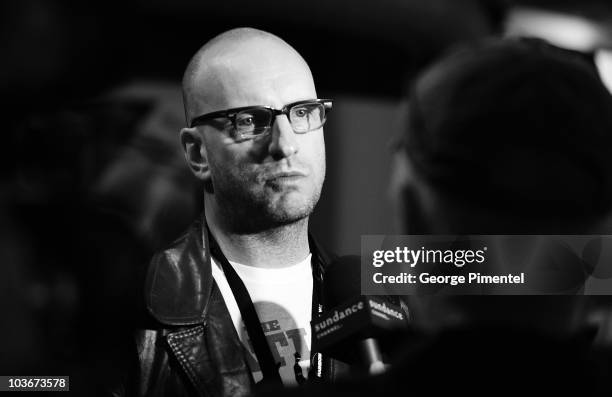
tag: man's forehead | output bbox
[191,38,316,110]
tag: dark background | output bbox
[2,0,612,252]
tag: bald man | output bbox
[121,28,339,397]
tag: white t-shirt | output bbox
[211,255,313,386]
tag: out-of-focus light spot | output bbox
[595,49,612,94]
[506,7,607,52]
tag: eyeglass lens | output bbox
[234,102,326,137]
[289,103,324,133]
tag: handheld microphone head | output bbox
[313,255,407,367]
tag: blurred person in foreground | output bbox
[274,37,612,396]
[387,36,612,394]
[111,28,344,397]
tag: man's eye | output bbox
[237,116,255,126]
[294,108,308,118]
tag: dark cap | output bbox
[406,38,612,216]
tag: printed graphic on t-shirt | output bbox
[238,301,310,385]
[210,255,313,386]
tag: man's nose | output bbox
[268,115,299,159]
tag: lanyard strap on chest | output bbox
[207,229,283,386]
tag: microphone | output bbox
[312,255,407,375]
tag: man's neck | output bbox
[205,204,310,269]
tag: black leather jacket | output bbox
[114,217,348,397]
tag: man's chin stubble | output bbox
[219,195,316,234]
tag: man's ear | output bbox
[180,127,211,182]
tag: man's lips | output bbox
[265,170,307,182]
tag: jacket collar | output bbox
[145,216,334,326]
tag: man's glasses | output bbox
[189,99,333,141]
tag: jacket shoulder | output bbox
[144,218,214,326]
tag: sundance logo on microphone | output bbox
[313,301,365,334]
[311,296,406,353]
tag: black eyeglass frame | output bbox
[189,99,333,132]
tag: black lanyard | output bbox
[206,227,325,386]
[308,234,325,382]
